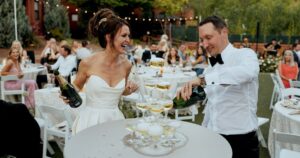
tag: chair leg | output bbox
[43,127,48,158]
[257,128,267,148]
[270,88,275,110]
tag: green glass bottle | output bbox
[173,86,206,109]
[54,70,82,108]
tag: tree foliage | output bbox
[0,0,33,48]
[191,0,300,38]
[44,0,70,40]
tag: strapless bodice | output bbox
[85,75,125,109]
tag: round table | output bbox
[64,119,232,158]
[34,87,86,120]
[268,100,300,157]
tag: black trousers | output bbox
[221,131,259,158]
[0,100,42,158]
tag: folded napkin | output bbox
[288,110,300,115]
[281,99,300,109]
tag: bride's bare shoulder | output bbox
[80,52,102,67]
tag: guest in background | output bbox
[191,45,207,75]
[278,50,298,88]
[156,39,168,58]
[240,37,251,48]
[45,44,77,83]
[76,40,92,68]
[40,38,59,65]
[1,49,38,109]
[264,38,281,57]
[11,40,28,62]
[165,47,182,66]
[71,40,81,55]
[141,44,157,63]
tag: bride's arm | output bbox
[73,59,89,91]
[122,60,138,96]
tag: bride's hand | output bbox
[59,91,70,105]
[123,80,139,95]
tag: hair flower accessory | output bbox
[98,18,107,26]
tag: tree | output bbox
[0,0,33,48]
[44,0,70,40]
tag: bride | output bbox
[65,8,138,134]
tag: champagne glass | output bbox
[136,102,148,118]
[162,100,173,119]
[149,101,164,121]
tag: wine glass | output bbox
[46,73,55,89]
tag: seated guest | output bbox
[165,47,182,66]
[11,40,28,62]
[0,100,42,158]
[240,37,251,48]
[40,38,60,65]
[264,39,281,57]
[45,45,77,83]
[75,40,92,69]
[178,44,187,60]
[156,39,168,58]
[1,49,38,109]
[76,40,92,60]
[191,45,207,75]
[71,40,81,55]
[141,44,157,63]
[278,50,299,88]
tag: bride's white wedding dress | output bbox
[72,75,125,134]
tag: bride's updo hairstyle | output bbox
[89,8,129,49]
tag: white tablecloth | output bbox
[34,87,86,120]
[138,66,197,86]
[22,65,47,80]
[64,119,232,158]
[268,100,300,157]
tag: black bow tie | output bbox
[209,54,224,66]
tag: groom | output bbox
[177,15,260,158]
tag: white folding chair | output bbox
[273,129,300,158]
[289,79,300,88]
[0,75,25,104]
[270,73,281,109]
[275,69,286,90]
[280,88,300,100]
[257,117,269,148]
[36,105,73,158]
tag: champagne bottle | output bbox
[173,86,206,109]
[54,70,82,108]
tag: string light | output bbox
[44,2,201,23]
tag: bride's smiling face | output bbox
[112,25,130,54]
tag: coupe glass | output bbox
[162,100,173,119]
